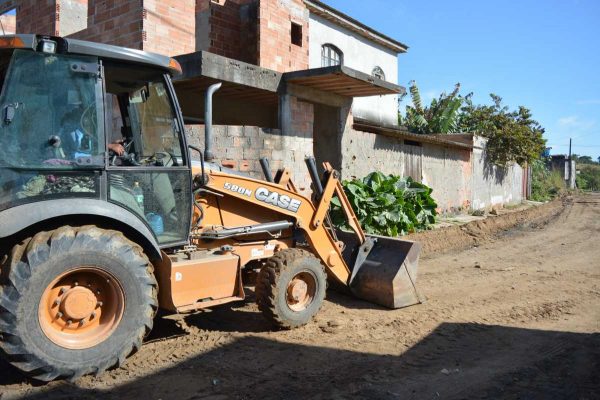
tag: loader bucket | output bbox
[336,230,423,309]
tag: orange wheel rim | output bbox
[38,267,125,349]
[286,271,317,312]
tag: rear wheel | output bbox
[255,249,327,329]
[0,226,157,381]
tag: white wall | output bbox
[308,14,399,126]
[471,136,525,210]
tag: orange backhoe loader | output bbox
[0,34,421,381]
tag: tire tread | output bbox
[0,226,157,381]
[255,248,326,330]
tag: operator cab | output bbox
[0,35,192,247]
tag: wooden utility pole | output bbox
[568,138,572,188]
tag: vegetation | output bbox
[399,81,464,134]
[399,82,547,167]
[331,172,437,237]
[530,160,565,201]
[576,163,600,191]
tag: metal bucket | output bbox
[337,230,423,309]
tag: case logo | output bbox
[255,187,302,213]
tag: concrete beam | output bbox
[285,82,351,108]
[175,50,282,92]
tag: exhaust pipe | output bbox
[204,82,222,162]
[260,157,274,182]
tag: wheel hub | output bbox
[286,271,317,312]
[61,286,97,321]
[289,279,308,302]
[39,267,124,349]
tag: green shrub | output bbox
[577,164,600,191]
[530,160,565,201]
[330,172,438,237]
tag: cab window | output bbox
[0,49,103,168]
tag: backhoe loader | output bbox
[0,34,421,381]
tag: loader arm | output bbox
[204,170,355,286]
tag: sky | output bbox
[324,0,600,160]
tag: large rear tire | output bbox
[255,249,327,329]
[0,226,157,381]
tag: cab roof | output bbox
[0,34,182,76]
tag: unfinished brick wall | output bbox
[69,0,144,49]
[1,0,59,36]
[196,0,258,64]
[69,0,195,56]
[143,0,195,56]
[257,0,309,72]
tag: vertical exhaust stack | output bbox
[204,82,222,162]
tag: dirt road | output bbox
[1,194,599,400]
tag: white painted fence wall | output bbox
[471,136,525,210]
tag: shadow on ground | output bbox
[2,322,598,400]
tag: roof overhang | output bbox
[284,65,405,97]
[353,118,474,150]
[304,0,408,54]
[173,51,281,127]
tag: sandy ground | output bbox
[1,194,599,400]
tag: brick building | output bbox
[0,0,526,212]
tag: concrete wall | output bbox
[471,137,525,210]
[308,13,399,127]
[185,121,313,196]
[58,0,87,37]
[339,129,524,214]
[422,144,472,213]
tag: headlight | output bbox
[38,39,57,54]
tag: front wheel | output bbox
[255,249,327,329]
[0,226,157,381]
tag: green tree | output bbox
[399,84,547,167]
[458,94,546,167]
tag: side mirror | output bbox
[188,145,206,188]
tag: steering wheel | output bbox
[109,139,139,166]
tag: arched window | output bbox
[321,44,343,67]
[372,66,385,81]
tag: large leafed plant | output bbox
[330,172,438,237]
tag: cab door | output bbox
[104,69,192,247]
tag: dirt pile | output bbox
[409,196,568,257]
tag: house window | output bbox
[291,22,303,46]
[372,66,385,80]
[321,44,343,67]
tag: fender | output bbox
[0,199,161,260]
